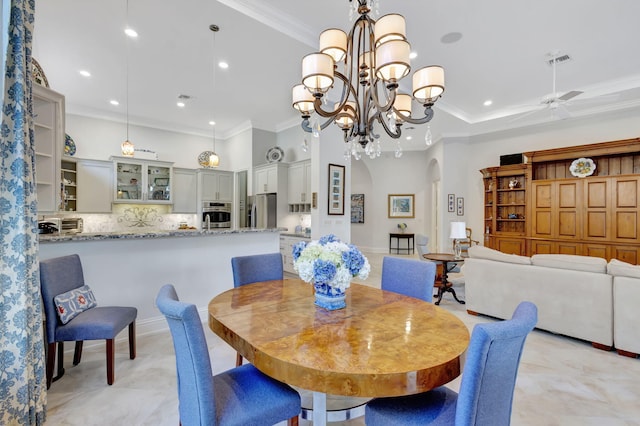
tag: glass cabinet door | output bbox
[116,161,143,201]
[148,165,171,201]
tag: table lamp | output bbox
[450,221,467,259]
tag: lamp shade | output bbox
[392,93,412,121]
[302,52,335,94]
[320,28,347,63]
[374,14,406,46]
[375,39,411,82]
[292,84,315,115]
[334,101,357,129]
[413,65,445,104]
[450,222,467,239]
[208,152,219,168]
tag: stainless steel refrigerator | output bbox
[249,193,277,228]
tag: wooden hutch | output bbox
[481,137,640,264]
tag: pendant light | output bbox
[121,0,135,157]
[208,24,220,168]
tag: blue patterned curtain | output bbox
[0,0,47,424]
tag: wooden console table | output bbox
[389,232,415,254]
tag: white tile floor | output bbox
[46,252,640,425]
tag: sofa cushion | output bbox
[531,254,607,274]
[607,258,640,278]
[467,245,531,265]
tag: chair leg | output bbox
[106,339,115,385]
[46,342,56,389]
[129,321,136,360]
[73,341,83,365]
[235,352,243,367]
[287,415,299,426]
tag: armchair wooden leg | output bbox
[106,339,115,385]
[235,353,243,367]
[287,415,299,426]
[129,321,136,360]
[73,341,83,365]
[46,342,56,389]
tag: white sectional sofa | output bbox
[608,259,640,357]
[464,246,614,350]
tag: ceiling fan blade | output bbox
[558,90,583,101]
[507,106,545,123]
[551,104,571,120]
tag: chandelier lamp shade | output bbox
[292,0,445,157]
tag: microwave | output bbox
[60,217,83,234]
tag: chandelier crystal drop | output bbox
[425,124,433,146]
[292,0,445,159]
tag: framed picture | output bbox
[448,194,455,212]
[328,163,345,215]
[351,194,365,223]
[388,194,415,218]
[457,197,464,216]
[154,177,169,186]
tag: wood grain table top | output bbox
[208,279,470,398]
[423,253,465,263]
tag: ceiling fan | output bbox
[511,51,584,121]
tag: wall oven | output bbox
[202,202,231,229]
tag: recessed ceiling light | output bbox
[406,136,413,141]
[124,28,138,38]
[409,52,417,59]
[440,32,463,44]
[110,99,119,106]
[483,100,493,106]
[209,121,216,126]
[218,61,229,69]
[177,101,185,108]
[79,70,91,77]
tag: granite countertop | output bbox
[39,227,286,243]
[280,233,311,239]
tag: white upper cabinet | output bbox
[198,169,233,202]
[172,168,198,213]
[77,159,113,213]
[288,160,311,204]
[111,157,173,204]
[254,163,288,195]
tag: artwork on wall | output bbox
[457,197,464,216]
[388,194,415,218]
[351,194,365,223]
[448,194,455,212]
[328,163,345,215]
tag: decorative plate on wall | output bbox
[569,157,596,178]
[64,134,76,156]
[266,146,284,163]
[198,151,216,168]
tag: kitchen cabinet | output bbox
[111,157,173,204]
[280,234,310,274]
[34,84,64,213]
[173,168,198,213]
[197,169,233,202]
[77,159,113,213]
[288,160,311,213]
[254,163,288,194]
[60,159,77,212]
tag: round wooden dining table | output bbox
[208,278,470,425]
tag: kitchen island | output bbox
[39,228,283,336]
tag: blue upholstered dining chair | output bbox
[231,252,284,287]
[365,301,538,426]
[156,284,301,426]
[381,256,436,302]
[231,252,284,366]
[39,254,137,388]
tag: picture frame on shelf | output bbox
[388,194,415,218]
[328,163,345,215]
[457,197,464,216]
[448,194,455,212]
[351,194,365,223]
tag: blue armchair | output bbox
[156,284,300,426]
[365,301,538,425]
[381,256,436,302]
[39,254,137,388]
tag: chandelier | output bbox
[292,0,445,159]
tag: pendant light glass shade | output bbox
[121,140,134,157]
[208,24,221,168]
[208,152,220,167]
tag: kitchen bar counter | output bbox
[39,227,285,243]
[39,228,284,336]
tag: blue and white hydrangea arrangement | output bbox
[292,234,370,293]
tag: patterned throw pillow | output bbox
[54,285,97,324]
